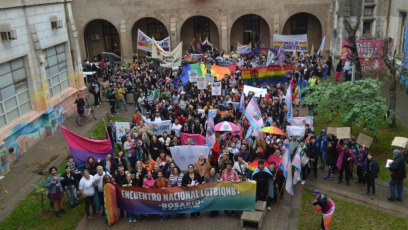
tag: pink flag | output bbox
[180,133,207,146]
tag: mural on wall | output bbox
[0,104,66,174]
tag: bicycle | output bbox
[76,106,97,126]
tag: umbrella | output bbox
[260,126,285,136]
[215,121,240,132]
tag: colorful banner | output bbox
[146,120,172,136]
[197,109,217,118]
[137,29,170,52]
[245,97,263,129]
[170,146,211,170]
[341,39,385,73]
[290,116,314,130]
[273,34,308,52]
[212,82,222,95]
[60,126,113,170]
[152,39,182,68]
[253,48,273,57]
[285,82,293,123]
[243,85,267,97]
[180,133,207,146]
[241,65,295,86]
[104,183,119,226]
[206,111,215,146]
[116,181,256,214]
[236,42,252,54]
[115,122,130,144]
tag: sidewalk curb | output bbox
[305,181,408,218]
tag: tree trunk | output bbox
[343,18,362,80]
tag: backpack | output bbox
[88,85,95,93]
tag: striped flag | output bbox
[285,82,293,123]
[279,140,294,195]
[292,148,302,185]
[317,36,326,56]
[245,97,264,129]
[206,110,215,146]
[239,91,245,113]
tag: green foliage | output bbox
[299,188,408,229]
[302,79,388,134]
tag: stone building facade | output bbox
[71,0,334,62]
[0,0,84,174]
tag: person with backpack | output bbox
[107,84,117,115]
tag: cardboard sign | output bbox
[188,70,197,82]
[356,133,374,148]
[115,122,131,144]
[327,127,351,139]
[197,75,206,89]
[212,82,222,95]
[391,136,408,148]
[287,126,305,137]
[205,73,214,84]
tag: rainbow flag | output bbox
[292,84,299,105]
[218,110,226,119]
[104,183,119,226]
[237,42,252,54]
[294,47,298,60]
[299,42,308,51]
[190,40,197,53]
[133,111,141,124]
[241,65,295,85]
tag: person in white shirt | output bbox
[94,166,111,214]
[79,169,97,219]
[233,155,249,179]
[172,119,182,138]
[159,131,171,151]
[153,110,162,122]
[228,142,240,160]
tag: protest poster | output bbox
[287,126,305,137]
[243,85,267,97]
[327,127,351,139]
[115,181,256,215]
[197,75,206,89]
[188,70,197,82]
[212,82,222,95]
[151,40,182,68]
[115,122,130,144]
[391,136,408,148]
[137,29,171,52]
[230,102,240,110]
[147,95,154,105]
[170,146,211,170]
[356,133,374,148]
[197,109,217,118]
[146,120,172,136]
[205,73,214,84]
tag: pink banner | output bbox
[180,133,207,146]
[341,40,386,73]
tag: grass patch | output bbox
[314,115,408,187]
[299,188,408,230]
[0,160,85,230]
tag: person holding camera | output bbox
[310,190,335,230]
[107,84,117,115]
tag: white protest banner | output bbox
[189,70,198,83]
[197,75,206,89]
[197,109,217,118]
[115,122,130,144]
[205,73,214,84]
[357,133,374,148]
[391,136,408,148]
[152,39,182,68]
[146,120,172,136]
[287,126,305,137]
[147,95,154,105]
[137,29,171,52]
[243,85,267,97]
[170,146,211,170]
[290,116,314,130]
[273,34,308,52]
[230,102,240,110]
[212,82,222,95]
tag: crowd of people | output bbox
[45,48,407,229]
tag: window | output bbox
[0,57,32,128]
[146,18,165,40]
[243,14,260,45]
[363,21,373,35]
[193,16,210,42]
[364,7,374,16]
[102,21,120,55]
[290,13,308,35]
[43,44,69,97]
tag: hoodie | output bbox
[389,150,406,181]
[316,129,328,152]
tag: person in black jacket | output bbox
[307,137,320,179]
[62,165,79,208]
[388,149,406,202]
[182,164,202,219]
[364,152,379,200]
[107,119,122,151]
[252,161,273,202]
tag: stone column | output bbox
[221,16,228,52]
[120,19,133,63]
[170,17,177,49]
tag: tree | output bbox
[343,18,363,80]
[302,79,387,134]
[382,38,397,127]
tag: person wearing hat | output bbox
[387,149,406,202]
[310,189,335,230]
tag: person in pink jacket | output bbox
[336,139,354,186]
[220,162,241,182]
